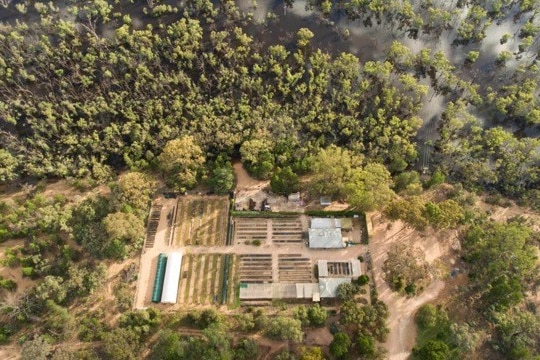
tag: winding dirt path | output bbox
[368,214,448,360]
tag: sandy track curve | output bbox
[368,214,447,359]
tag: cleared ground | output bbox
[174,196,229,246]
[135,196,367,309]
[369,213,453,360]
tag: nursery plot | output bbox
[278,254,312,283]
[327,261,352,276]
[239,254,273,283]
[271,218,303,244]
[233,218,269,244]
[144,204,162,248]
[233,216,304,245]
[174,196,229,246]
[177,254,226,305]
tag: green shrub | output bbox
[22,267,34,278]
[2,248,20,267]
[0,277,17,291]
[78,313,107,342]
[355,275,369,286]
[0,325,13,344]
[405,283,417,295]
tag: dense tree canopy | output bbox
[113,172,154,212]
[462,220,538,312]
[437,101,540,205]
[263,316,303,342]
[1,1,540,360]
[330,332,352,359]
[158,136,206,192]
[0,0,430,185]
[309,146,394,210]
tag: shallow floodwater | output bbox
[1,0,536,141]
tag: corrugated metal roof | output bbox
[318,278,351,298]
[317,260,328,277]
[308,228,343,248]
[320,196,332,205]
[311,217,341,229]
[351,260,362,277]
[239,283,319,300]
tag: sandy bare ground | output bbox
[477,199,540,230]
[233,161,302,212]
[368,213,453,360]
[234,161,261,190]
[0,344,20,360]
[304,327,333,347]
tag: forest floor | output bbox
[234,160,261,190]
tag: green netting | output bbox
[221,255,230,304]
[151,253,167,303]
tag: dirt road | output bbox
[368,214,447,360]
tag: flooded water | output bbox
[1,0,537,143]
[237,0,540,139]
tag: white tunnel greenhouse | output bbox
[160,252,182,303]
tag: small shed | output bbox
[351,259,362,278]
[288,192,301,202]
[320,196,332,206]
[317,260,329,277]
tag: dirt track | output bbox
[368,214,449,360]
